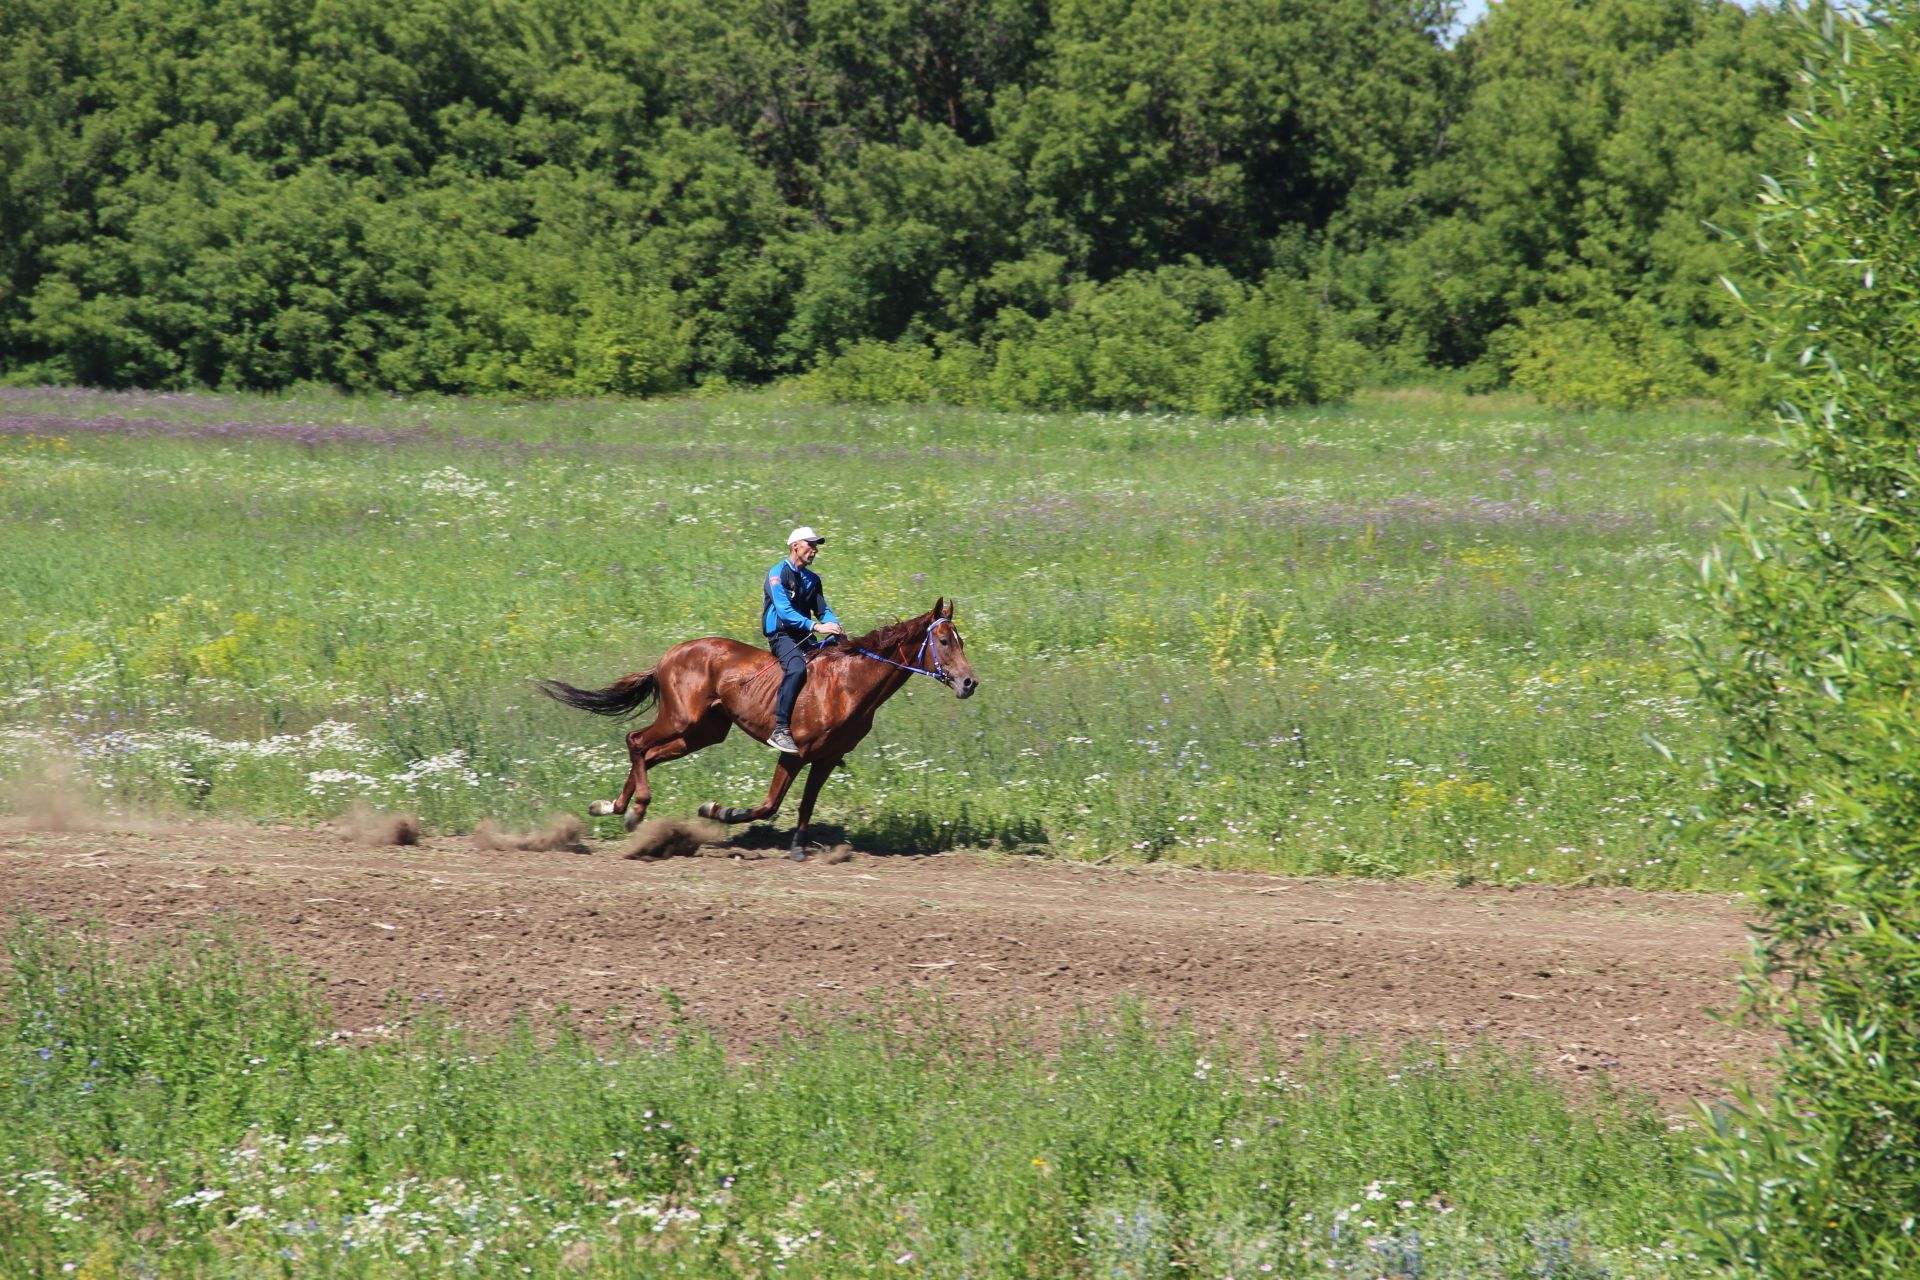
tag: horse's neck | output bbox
[849,624,926,708]
[884,626,926,667]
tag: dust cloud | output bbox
[336,802,421,846]
[622,817,725,860]
[472,815,588,854]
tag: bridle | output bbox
[846,618,962,686]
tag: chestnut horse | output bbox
[534,599,978,860]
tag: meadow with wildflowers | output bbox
[0,384,1781,886]
[1,917,1704,1278]
[1,386,1779,1276]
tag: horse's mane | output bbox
[845,610,934,657]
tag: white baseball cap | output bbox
[786,525,825,545]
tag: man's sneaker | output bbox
[767,728,799,754]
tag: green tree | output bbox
[793,129,1044,363]
[1687,6,1920,1273]
[1373,0,1794,389]
[994,0,1455,280]
[0,0,1806,405]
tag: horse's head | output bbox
[926,598,978,699]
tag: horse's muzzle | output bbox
[954,676,978,699]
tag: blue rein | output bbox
[841,623,951,684]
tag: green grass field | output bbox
[1,385,1783,885]
[2,918,1700,1278]
[0,388,1775,1275]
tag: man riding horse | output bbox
[763,525,843,754]
[534,524,978,859]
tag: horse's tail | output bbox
[532,670,659,719]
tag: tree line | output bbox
[0,0,1797,408]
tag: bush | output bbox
[1494,293,1705,410]
[437,243,696,398]
[801,335,989,406]
[985,304,1099,409]
[1195,276,1369,413]
[812,268,1368,413]
[1686,6,1920,1274]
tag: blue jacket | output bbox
[763,559,839,638]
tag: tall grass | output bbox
[0,385,1782,885]
[0,917,1698,1277]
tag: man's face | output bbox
[792,540,820,567]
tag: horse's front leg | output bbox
[698,756,803,852]
[786,759,840,861]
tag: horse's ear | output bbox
[933,596,946,618]
[940,598,954,618]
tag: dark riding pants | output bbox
[770,632,811,730]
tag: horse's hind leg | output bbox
[591,713,729,831]
[586,723,656,821]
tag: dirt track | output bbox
[0,820,1772,1111]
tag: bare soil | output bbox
[0,820,1772,1111]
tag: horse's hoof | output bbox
[787,847,807,862]
[698,802,718,820]
[625,808,644,833]
[587,800,615,817]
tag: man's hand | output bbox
[816,622,845,637]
